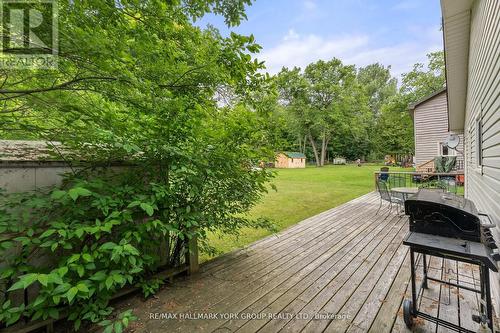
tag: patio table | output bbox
[391,187,419,201]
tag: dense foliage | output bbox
[275,59,371,166]
[0,0,275,331]
[272,52,445,163]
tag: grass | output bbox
[202,164,407,262]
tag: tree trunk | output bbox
[303,135,307,153]
[308,133,320,166]
[320,132,330,166]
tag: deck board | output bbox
[117,192,494,333]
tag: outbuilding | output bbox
[275,152,306,168]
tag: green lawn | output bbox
[202,164,407,261]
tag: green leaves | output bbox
[99,309,136,333]
[48,308,59,320]
[90,271,107,281]
[0,1,274,330]
[100,242,117,251]
[40,229,56,238]
[8,273,38,291]
[68,187,92,201]
[105,276,114,290]
[0,303,25,326]
[50,186,93,202]
[76,265,85,277]
[8,272,65,292]
[139,203,154,216]
[123,244,139,256]
[77,283,89,292]
[7,280,26,292]
[38,274,49,287]
[68,254,80,264]
[66,287,79,303]
[51,190,67,200]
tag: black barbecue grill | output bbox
[402,189,498,332]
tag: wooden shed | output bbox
[275,152,306,168]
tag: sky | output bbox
[198,0,444,81]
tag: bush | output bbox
[0,159,273,330]
[0,0,275,330]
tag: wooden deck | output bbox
[122,192,490,333]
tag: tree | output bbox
[276,59,359,166]
[357,63,397,117]
[329,84,372,160]
[373,94,414,156]
[0,0,277,330]
[368,52,445,160]
[400,51,445,101]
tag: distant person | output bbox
[356,158,361,167]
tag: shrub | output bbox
[0,158,273,330]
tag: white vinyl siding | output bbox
[443,9,471,131]
[464,0,500,306]
[413,91,464,167]
[465,0,500,216]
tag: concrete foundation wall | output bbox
[0,162,73,193]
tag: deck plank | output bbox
[369,251,412,333]
[228,210,400,333]
[299,219,407,333]
[343,247,409,333]
[146,196,384,332]
[323,237,409,333]
[145,196,380,323]
[201,193,376,275]
[436,259,459,333]
[457,262,482,332]
[111,192,496,333]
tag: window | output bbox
[468,127,473,166]
[476,116,482,167]
[442,144,449,156]
[438,142,456,156]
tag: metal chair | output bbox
[379,167,389,181]
[390,174,406,188]
[376,179,403,214]
[440,177,457,194]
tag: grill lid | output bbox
[405,189,481,242]
[405,189,477,216]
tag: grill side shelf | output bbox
[403,232,498,272]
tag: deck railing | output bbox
[454,159,464,171]
[374,171,465,195]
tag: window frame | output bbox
[475,114,483,173]
[437,141,457,157]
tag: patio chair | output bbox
[379,167,389,181]
[376,179,403,215]
[390,174,406,188]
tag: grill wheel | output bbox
[403,299,414,328]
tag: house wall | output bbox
[464,0,500,307]
[414,92,464,168]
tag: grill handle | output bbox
[479,212,496,229]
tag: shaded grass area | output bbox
[202,164,407,262]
